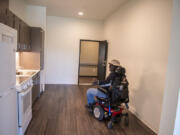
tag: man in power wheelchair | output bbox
[86,60,129,128]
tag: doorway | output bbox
[78,40,108,85]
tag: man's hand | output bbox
[109,86,113,91]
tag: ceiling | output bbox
[27,0,127,20]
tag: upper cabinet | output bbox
[0,0,9,9]
[0,0,32,52]
[14,15,20,45]
[18,20,31,52]
[5,9,14,27]
[0,8,7,24]
[31,27,45,70]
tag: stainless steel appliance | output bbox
[0,23,18,135]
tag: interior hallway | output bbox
[25,85,156,135]
[79,77,97,85]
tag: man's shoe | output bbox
[85,104,90,108]
[85,104,93,113]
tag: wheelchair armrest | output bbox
[97,87,109,94]
[95,96,110,102]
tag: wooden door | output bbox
[98,41,108,81]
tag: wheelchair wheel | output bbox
[93,105,104,121]
[107,121,113,129]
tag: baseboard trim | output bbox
[79,76,97,77]
[129,106,158,135]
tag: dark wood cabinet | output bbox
[5,9,14,27]
[0,9,14,28]
[40,30,45,70]
[31,27,45,70]
[19,21,25,50]
[0,8,6,24]
[0,0,32,52]
[14,15,20,50]
[32,72,41,105]
[25,25,31,51]
[0,0,8,24]
[0,0,9,9]
[18,20,31,52]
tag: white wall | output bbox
[46,16,104,84]
[104,0,172,133]
[9,1,46,30]
[173,90,180,135]
[159,0,180,134]
[26,5,46,30]
[9,0,27,23]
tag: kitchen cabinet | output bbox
[0,0,32,52]
[0,0,9,10]
[32,72,40,105]
[31,27,45,70]
[0,0,8,24]
[19,20,31,52]
[0,9,14,28]
[40,30,45,70]
[25,25,31,51]
[5,9,14,27]
[14,15,20,50]
[0,8,6,24]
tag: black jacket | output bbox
[99,72,117,88]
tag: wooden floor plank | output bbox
[25,85,157,135]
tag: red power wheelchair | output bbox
[92,86,129,129]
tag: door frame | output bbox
[78,39,108,85]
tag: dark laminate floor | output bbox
[25,85,156,135]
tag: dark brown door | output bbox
[98,41,108,81]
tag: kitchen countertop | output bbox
[16,76,31,86]
[16,69,40,86]
[16,69,40,77]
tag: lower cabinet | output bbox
[32,72,40,105]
